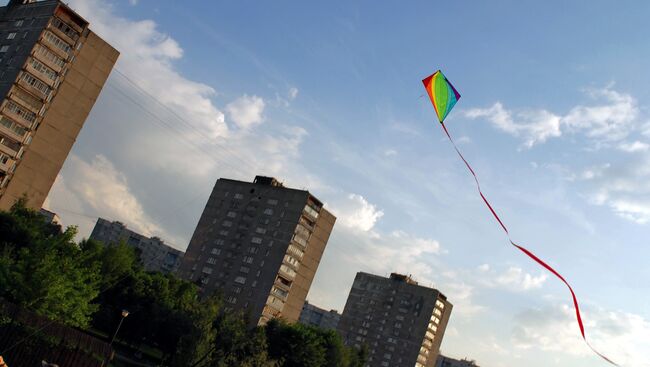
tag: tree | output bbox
[0,200,100,327]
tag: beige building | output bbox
[179,176,336,326]
[0,0,118,210]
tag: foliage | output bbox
[0,201,367,367]
[0,199,100,327]
[265,319,366,367]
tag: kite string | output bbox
[439,122,620,367]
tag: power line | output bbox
[110,68,258,173]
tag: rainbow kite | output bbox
[421,70,618,366]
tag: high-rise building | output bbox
[435,355,480,367]
[299,300,341,330]
[179,176,336,326]
[90,218,184,274]
[0,0,118,210]
[337,272,453,367]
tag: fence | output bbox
[0,300,112,367]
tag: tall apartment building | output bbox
[90,218,184,274]
[337,272,453,367]
[299,300,341,330]
[435,355,480,367]
[179,176,336,326]
[0,0,118,210]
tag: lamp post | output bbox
[102,309,129,367]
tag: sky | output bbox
[17,0,650,365]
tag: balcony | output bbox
[2,101,36,128]
[16,73,50,101]
[0,118,27,143]
[40,31,72,60]
[8,88,43,114]
[24,59,57,87]
[0,156,14,174]
[0,136,20,158]
[47,18,79,47]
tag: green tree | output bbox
[0,200,100,327]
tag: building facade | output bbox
[337,272,453,367]
[435,355,480,367]
[299,300,341,330]
[178,176,336,326]
[90,218,184,274]
[0,0,118,210]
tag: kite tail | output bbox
[439,122,619,367]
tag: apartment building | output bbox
[0,0,118,210]
[179,176,336,326]
[338,272,453,367]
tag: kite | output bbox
[422,70,618,366]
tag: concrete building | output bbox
[39,207,59,225]
[337,272,453,367]
[178,176,336,326]
[0,0,118,210]
[435,354,479,367]
[299,300,340,330]
[90,218,184,274]
[435,355,480,367]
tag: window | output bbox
[20,72,50,96]
[201,277,209,285]
[222,220,232,227]
[226,296,237,304]
[14,20,24,27]
[34,44,66,69]
[227,211,236,218]
[251,237,262,244]
[263,208,273,215]
[215,239,225,246]
[0,153,9,165]
[267,199,278,206]
[7,33,16,40]
[5,101,36,123]
[234,276,246,284]
[29,58,57,81]
[202,267,213,274]
[210,248,221,255]
[219,230,229,236]
[0,116,28,137]
[248,247,258,254]
[0,45,8,53]
[233,287,241,294]
[234,193,244,199]
[207,257,217,264]
[51,17,79,41]
[240,266,250,274]
[243,256,254,264]
[42,30,72,55]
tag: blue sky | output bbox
[27,0,650,366]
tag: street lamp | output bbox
[102,309,129,367]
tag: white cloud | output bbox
[383,149,397,157]
[288,87,299,100]
[465,88,639,148]
[46,155,163,240]
[226,94,266,129]
[618,140,649,153]
[67,0,228,138]
[329,193,384,232]
[577,158,650,224]
[465,102,561,148]
[495,267,548,291]
[477,264,548,292]
[512,304,650,367]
